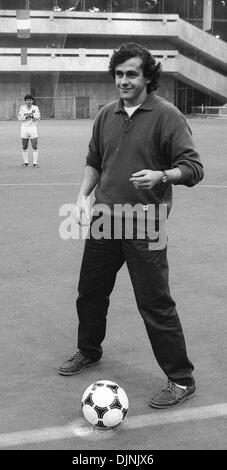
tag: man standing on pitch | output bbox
[59,43,204,409]
[18,94,41,168]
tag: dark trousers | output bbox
[77,236,194,386]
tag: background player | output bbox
[18,94,41,167]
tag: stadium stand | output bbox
[0,0,227,119]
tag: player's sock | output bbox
[22,150,28,164]
[33,150,38,165]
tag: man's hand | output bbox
[129,169,162,189]
[74,196,91,226]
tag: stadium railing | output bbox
[191,106,227,118]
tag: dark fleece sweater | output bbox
[86,92,204,214]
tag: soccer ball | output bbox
[82,380,129,429]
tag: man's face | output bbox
[115,57,151,107]
[25,98,33,108]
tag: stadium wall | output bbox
[0,73,30,120]
[0,73,175,120]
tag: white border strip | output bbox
[0,183,226,188]
[0,403,226,448]
[0,183,80,186]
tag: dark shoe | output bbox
[58,350,100,376]
[21,162,29,167]
[33,163,39,168]
[149,381,196,409]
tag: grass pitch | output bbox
[0,118,226,450]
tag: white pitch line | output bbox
[198,184,227,189]
[125,403,227,429]
[0,403,226,448]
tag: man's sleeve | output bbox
[33,106,41,120]
[86,116,102,173]
[163,109,204,187]
[18,106,24,121]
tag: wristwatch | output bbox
[161,170,168,183]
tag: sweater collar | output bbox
[114,91,158,114]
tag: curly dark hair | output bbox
[24,94,35,102]
[108,42,162,93]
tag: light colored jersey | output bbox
[18,105,41,128]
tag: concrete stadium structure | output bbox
[0,0,227,119]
